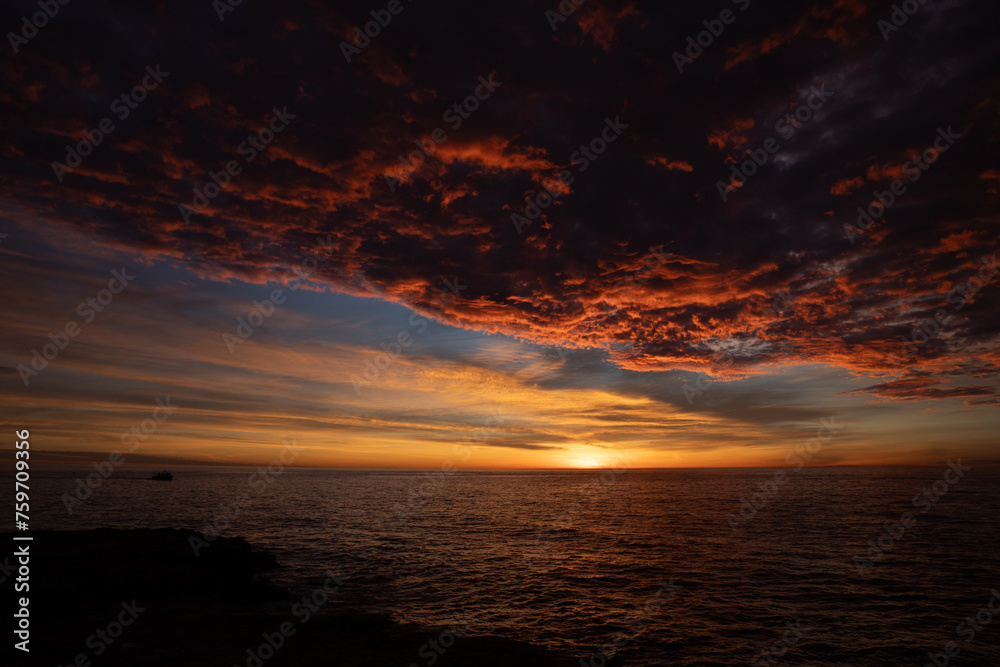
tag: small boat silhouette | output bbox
[151,471,173,481]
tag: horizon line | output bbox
[11,461,998,471]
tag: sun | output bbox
[570,455,603,469]
[563,446,634,470]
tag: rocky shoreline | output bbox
[5,528,579,666]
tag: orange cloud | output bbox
[708,118,755,151]
[830,176,864,195]
[647,156,694,172]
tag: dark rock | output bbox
[3,529,576,666]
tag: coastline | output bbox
[6,528,579,666]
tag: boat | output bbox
[151,471,173,481]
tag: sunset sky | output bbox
[2,0,998,468]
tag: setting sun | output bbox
[5,1,1000,665]
[571,455,602,468]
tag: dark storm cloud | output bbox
[2,0,998,401]
[841,378,1000,403]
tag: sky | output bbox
[1,0,999,469]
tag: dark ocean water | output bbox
[24,465,1000,665]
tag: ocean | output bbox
[25,465,1000,665]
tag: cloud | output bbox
[842,378,998,402]
[0,0,997,411]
